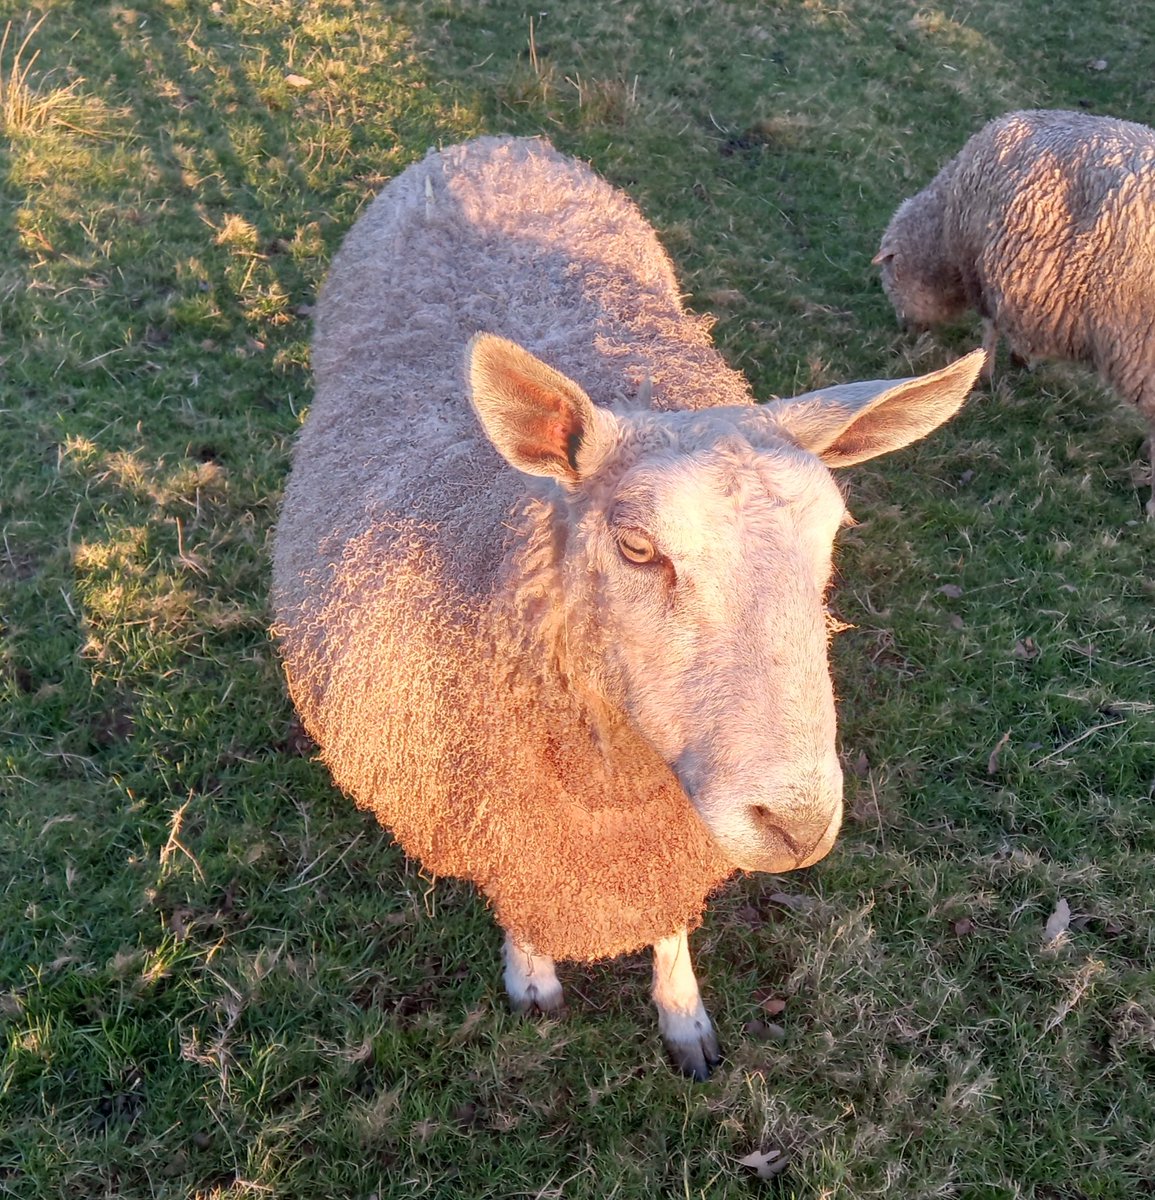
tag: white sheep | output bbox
[272,136,984,1078]
[874,108,1155,511]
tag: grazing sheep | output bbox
[273,135,984,1078]
[874,108,1155,511]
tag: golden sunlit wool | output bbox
[876,109,1155,493]
[273,137,742,961]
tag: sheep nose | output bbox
[746,763,844,868]
[748,802,840,867]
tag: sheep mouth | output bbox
[706,801,843,875]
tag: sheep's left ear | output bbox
[764,349,985,467]
[467,333,618,483]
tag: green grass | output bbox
[1,1,1153,1196]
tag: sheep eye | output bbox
[617,530,657,565]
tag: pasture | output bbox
[1,1,1153,1196]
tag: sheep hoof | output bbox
[661,1014,722,1081]
[509,981,566,1018]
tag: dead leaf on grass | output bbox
[759,996,787,1016]
[452,1006,487,1042]
[767,891,814,912]
[738,1148,789,1179]
[1043,898,1071,946]
[848,750,870,777]
[744,1018,786,1041]
[987,731,1011,775]
[937,583,963,599]
[953,917,975,937]
[1013,637,1040,660]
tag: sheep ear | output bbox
[766,349,986,467]
[467,333,616,482]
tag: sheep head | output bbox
[469,333,984,874]
[874,188,971,329]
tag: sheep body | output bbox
[272,137,740,963]
[271,136,983,1074]
[876,109,1155,444]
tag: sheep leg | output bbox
[502,933,564,1015]
[1138,429,1147,518]
[980,318,997,382]
[652,929,721,1081]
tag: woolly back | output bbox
[946,110,1155,374]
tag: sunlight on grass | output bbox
[0,14,112,138]
[0,0,1152,1196]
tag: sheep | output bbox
[873,108,1155,512]
[272,135,985,1079]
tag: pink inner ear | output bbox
[515,406,581,473]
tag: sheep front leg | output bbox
[652,929,720,1081]
[1145,432,1155,519]
[502,933,564,1014]
[980,318,998,382]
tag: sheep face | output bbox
[875,192,968,329]
[580,414,846,874]
[470,334,986,876]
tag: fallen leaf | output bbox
[767,891,814,912]
[958,469,976,485]
[452,1007,487,1041]
[707,288,745,307]
[1043,898,1071,945]
[1013,637,1040,660]
[285,73,313,88]
[738,1148,788,1179]
[987,731,1011,775]
[452,1100,481,1127]
[937,583,963,599]
[760,996,787,1016]
[1087,58,1108,70]
[953,917,975,937]
[848,750,870,777]
[948,613,965,630]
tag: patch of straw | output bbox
[0,14,108,137]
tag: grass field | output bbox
[2,1,1153,1197]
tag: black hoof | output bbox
[665,1030,722,1081]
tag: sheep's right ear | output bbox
[871,231,897,266]
[467,334,617,483]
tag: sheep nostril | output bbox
[748,805,802,859]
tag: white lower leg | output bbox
[1145,433,1155,518]
[502,933,564,1014]
[980,318,997,382]
[652,929,720,1079]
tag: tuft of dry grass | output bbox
[1,0,1153,1197]
[0,14,110,138]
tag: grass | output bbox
[1,0,1153,1196]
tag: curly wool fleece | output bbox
[877,109,1155,421]
[272,138,743,962]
